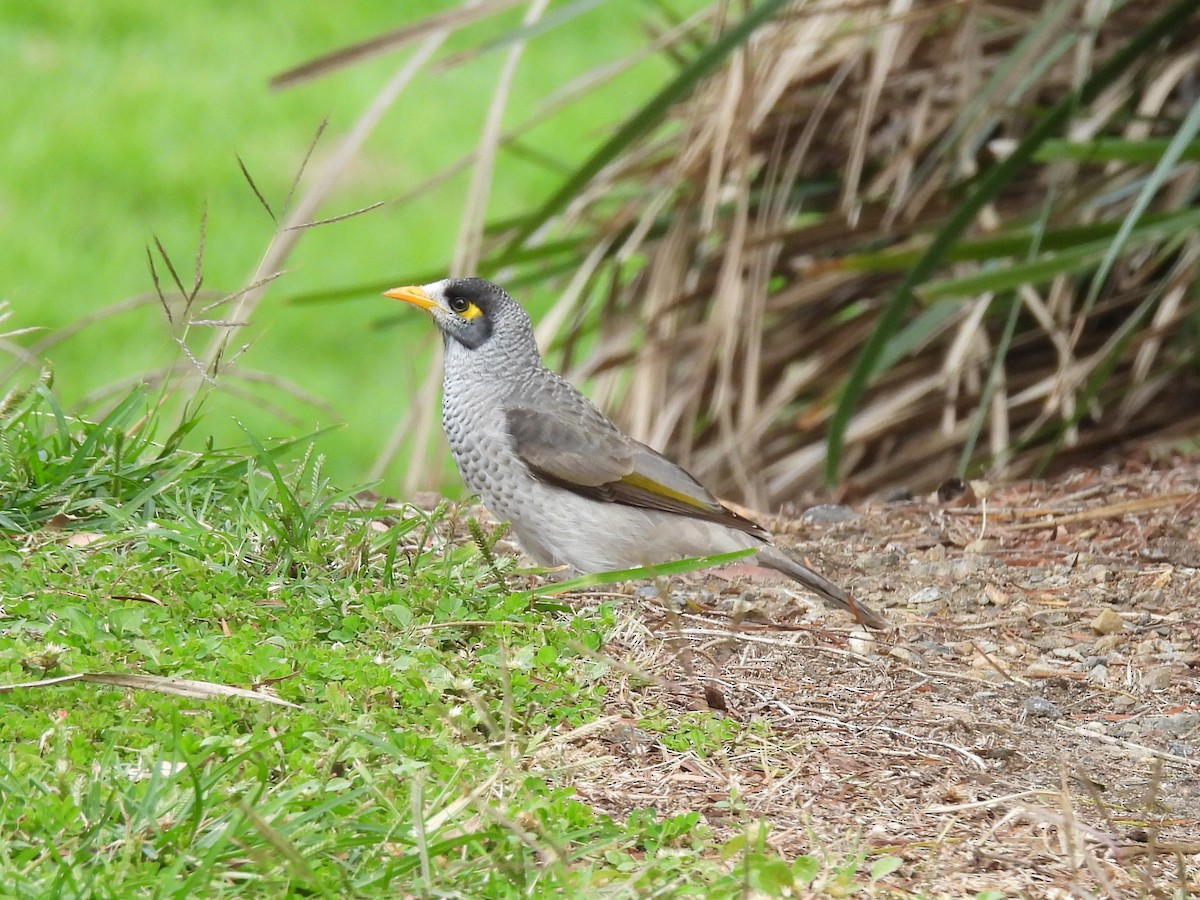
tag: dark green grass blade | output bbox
[841,208,1200,275]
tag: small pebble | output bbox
[951,558,982,577]
[1085,664,1109,684]
[1135,639,1160,657]
[984,586,1010,607]
[1023,696,1062,719]
[908,586,942,605]
[1132,588,1163,607]
[1143,666,1174,692]
[1025,663,1070,679]
[848,632,878,657]
[1090,608,1124,636]
[1142,711,1200,734]
[800,504,859,524]
[635,584,660,598]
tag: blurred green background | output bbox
[0,1,694,493]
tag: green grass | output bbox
[0,0,701,492]
[0,385,891,897]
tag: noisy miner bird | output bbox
[385,277,886,629]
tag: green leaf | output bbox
[869,854,903,880]
[746,854,794,894]
[792,854,820,884]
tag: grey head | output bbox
[383,277,540,359]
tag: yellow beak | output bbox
[383,285,438,312]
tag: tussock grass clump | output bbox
[498,0,1200,503]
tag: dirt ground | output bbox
[543,455,1200,896]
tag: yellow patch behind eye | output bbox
[461,303,484,320]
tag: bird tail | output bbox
[757,545,888,630]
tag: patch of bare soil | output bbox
[559,456,1200,896]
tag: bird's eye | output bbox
[446,295,484,319]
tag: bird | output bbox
[384,277,886,629]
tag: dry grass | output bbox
[463,0,1200,506]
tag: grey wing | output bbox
[504,404,768,538]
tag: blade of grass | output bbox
[269,0,524,89]
[1079,95,1200,319]
[1035,137,1200,164]
[917,208,1200,300]
[840,208,1200,274]
[528,547,757,595]
[0,672,300,708]
[438,0,609,69]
